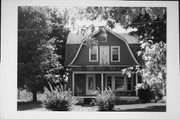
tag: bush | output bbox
[137,87,153,103]
[92,88,115,111]
[136,82,163,103]
[18,89,33,102]
[41,85,78,111]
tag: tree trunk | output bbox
[32,89,37,102]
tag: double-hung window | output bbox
[89,46,98,62]
[111,46,120,62]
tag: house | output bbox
[65,27,142,98]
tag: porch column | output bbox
[135,73,138,96]
[101,73,104,93]
[72,72,75,96]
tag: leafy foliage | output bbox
[41,84,78,111]
[138,41,166,94]
[47,8,70,76]
[126,11,166,43]
[18,7,51,101]
[18,7,67,101]
[91,88,115,111]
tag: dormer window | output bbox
[111,46,120,62]
[89,46,98,62]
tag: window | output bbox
[89,46,98,62]
[111,46,120,62]
[106,75,124,91]
[115,76,124,91]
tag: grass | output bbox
[17,101,45,111]
[17,100,166,112]
[17,101,166,111]
[17,89,166,112]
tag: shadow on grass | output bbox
[114,105,166,112]
[17,101,44,111]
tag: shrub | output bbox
[92,88,115,111]
[136,82,163,103]
[41,85,78,111]
[150,87,163,102]
[18,89,33,102]
[150,82,164,101]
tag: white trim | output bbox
[72,72,75,96]
[70,40,85,65]
[111,46,120,62]
[89,46,98,62]
[135,73,138,96]
[101,73,104,93]
[105,28,139,65]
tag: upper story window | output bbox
[111,46,120,62]
[89,46,98,62]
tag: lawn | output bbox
[17,90,166,112]
[17,101,166,112]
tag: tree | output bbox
[125,10,166,43]
[47,8,70,87]
[138,41,166,95]
[123,8,166,95]
[18,7,64,101]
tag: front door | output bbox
[86,75,96,95]
[100,46,109,65]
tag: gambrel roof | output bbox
[65,28,141,67]
[67,31,139,44]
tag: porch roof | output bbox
[69,65,137,72]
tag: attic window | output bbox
[101,36,107,42]
[89,46,98,62]
[111,46,120,62]
[100,29,107,42]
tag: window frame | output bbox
[89,46,98,62]
[111,46,120,62]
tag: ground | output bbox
[17,101,166,112]
[17,90,166,112]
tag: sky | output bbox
[57,7,136,33]
[68,18,136,33]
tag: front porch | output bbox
[69,71,141,97]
